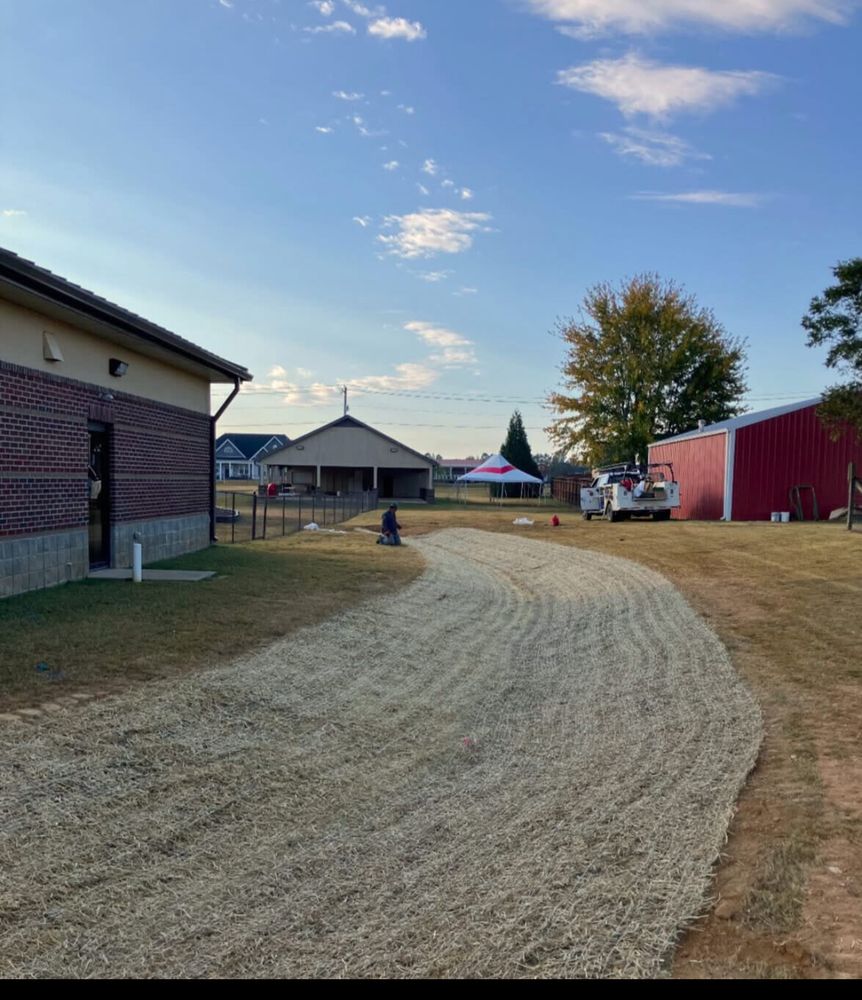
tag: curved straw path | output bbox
[0,528,761,978]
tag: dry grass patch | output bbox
[0,529,760,978]
[386,507,862,978]
[0,530,423,712]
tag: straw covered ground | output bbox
[0,528,761,978]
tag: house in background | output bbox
[215,433,289,481]
[435,458,482,482]
[0,246,250,598]
[649,398,862,521]
[262,415,435,500]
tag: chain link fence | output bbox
[215,490,379,543]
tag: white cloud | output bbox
[303,20,356,34]
[333,90,364,100]
[250,367,340,408]
[342,0,381,16]
[459,188,475,200]
[441,178,455,188]
[417,183,431,196]
[378,208,493,259]
[454,287,479,296]
[346,363,438,393]
[421,158,439,176]
[350,113,387,137]
[557,54,778,119]
[398,104,416,114]
[352,215,373,227]
[315,125,335,133]
[255,361,437,405]
[415,270,453,283]
[218,0,234,8]
[383,160,400,171]
[310,0,336,15]
[525,0,854,36]
[405,321,478,367]
[368,17,427,40]
[1,209,27,217]
[631,189,764,206]
[599,126,710,166]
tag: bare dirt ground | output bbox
[0,528,760,979]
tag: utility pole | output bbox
[342,384,349,416]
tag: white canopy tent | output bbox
[455,453,544,503]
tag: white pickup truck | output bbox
[581,463,680,522]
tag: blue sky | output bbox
[2,0,859,457]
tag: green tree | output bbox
[802,257,862,439]
[500,411,541,495]
[547,274,748,465]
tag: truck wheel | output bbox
[582,512,592,521]
[604,503,619,523]
[654,510,671,521]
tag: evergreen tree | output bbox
[500,410,541,495]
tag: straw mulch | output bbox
[0,528,761,978]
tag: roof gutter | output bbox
[211,378,243,542]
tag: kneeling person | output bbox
[378,503,402,546]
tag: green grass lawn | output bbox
[0,530,422,710]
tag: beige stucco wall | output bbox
[0,299,211,413]
[265,424,432,470]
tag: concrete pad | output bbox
[88,569,215,582]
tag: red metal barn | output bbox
[649,399,862,521]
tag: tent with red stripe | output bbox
[456,453,542,484]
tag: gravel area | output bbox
[0,528,762,978]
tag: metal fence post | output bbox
[850,463,856,532]
[262,496,268,539]
[282,495,286,536]
[231,492,236,543]
[251,492,258,541]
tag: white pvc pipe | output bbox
[133,542,143,583]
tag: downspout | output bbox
[211,377,242,542]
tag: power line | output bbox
[213,382,823,404]
[217,420,550,431]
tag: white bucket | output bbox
[771,512,780,522]
[780,512,790,523]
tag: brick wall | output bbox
[0,359,212,540]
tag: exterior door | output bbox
[88,425,110,567]
[580,486,604,513]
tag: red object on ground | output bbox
[267,483,278,497]
[551,514,560,527]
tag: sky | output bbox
[1,0,860,458]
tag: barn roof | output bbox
[651,397,822,447]
[264,414,434,467]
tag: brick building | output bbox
[0,247,251,598]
